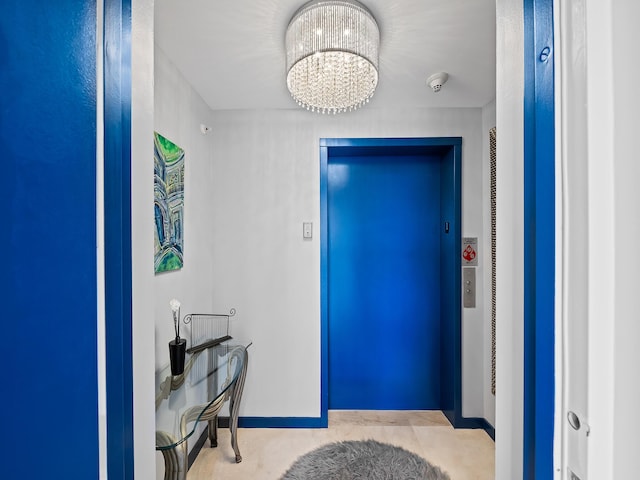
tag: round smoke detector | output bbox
[426,72,449,93]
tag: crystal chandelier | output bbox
[285,0,380,114]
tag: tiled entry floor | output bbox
[186,411,495,479]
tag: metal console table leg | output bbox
[208,417,218,447]
[156,431,187,480]
[228,348,249,463]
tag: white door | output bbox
[558,1,589,478]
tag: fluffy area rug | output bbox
[280,439,451,480]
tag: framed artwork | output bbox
[154,132,185,273]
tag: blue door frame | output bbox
[320,137,491,432]
[523,0,555,478]
[104,0,134,477]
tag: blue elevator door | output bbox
[328,155,442,409]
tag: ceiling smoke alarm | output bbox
[427,72,449,93]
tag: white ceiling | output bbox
[155,0,496,112]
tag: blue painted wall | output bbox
[1,1,99,477]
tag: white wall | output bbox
[131,6,221,478]
[557,2,640,479]
[609,3,640,476]
[481,99,496,428]
[582,1,640,478]
[556,0,591,476]
[132,0,156,479]
[153,47,217,366]
[207,107,487,419]
[151,46,219,478]
[495,0,524,478]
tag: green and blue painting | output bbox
[154,132,185,273]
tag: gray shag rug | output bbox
[280,439,450,480]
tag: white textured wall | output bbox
[583,1,640,478]
[152,47,219,478]
[557,3,640,479]
[495,0,524,478]
[132,0,156,478]
[609,3,640,476]
[207,107,487,419]
[153,47,217,366]
[556,0,591,476]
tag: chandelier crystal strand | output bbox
[286,0,379,113]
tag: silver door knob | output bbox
[567,411,581,430]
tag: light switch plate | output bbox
[303,222,313,239]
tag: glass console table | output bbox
[155,340,251,480]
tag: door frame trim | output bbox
[523,0,555,477]
[104,0,134,476]
[320,137,488,432]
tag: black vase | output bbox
[169,337,187,375]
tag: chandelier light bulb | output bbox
[285,0,380,114]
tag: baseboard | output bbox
[479,419,495,440]
[443,411,495,441]
[187,427,209,470]
[217,416,327,429]
[215,414,494,440]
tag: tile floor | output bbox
[187,411,495,479]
